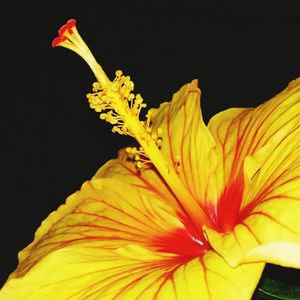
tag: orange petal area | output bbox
[1,178,264,300]
[205,78,300,268]
[207,78,300,232]
[146,80,218,219]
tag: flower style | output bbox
[1,19,300,300]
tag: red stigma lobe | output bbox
[52,19,77,48]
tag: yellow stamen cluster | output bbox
[87,70,163,168]
[86,70,144,133]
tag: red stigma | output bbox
[51,37,63,48]
[52,19,77,48]
[58,19,77,36]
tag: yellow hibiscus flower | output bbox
[1,19,300,300]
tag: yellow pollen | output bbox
[54,21,215,231]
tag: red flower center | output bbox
[150,228,211,262]
[215,178,245,232]
[150,213,211,262]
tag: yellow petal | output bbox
[207,78,300,231]
[147,80,218,217]
[94,149,181,215]
[1,177,263,299]
[205,78,300,268]
[1,246,264,300]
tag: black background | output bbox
[1,0,300,287]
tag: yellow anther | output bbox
[94,105,101,112]
[131,147,138,154]
[128,94,135,101]
[135,94,143,104]
[125,147,132,153]
[115,70,123,77]
[92,82,101,92]
[151,133,157,139]
[100,113,106,120]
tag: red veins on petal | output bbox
[52,19,77,47]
